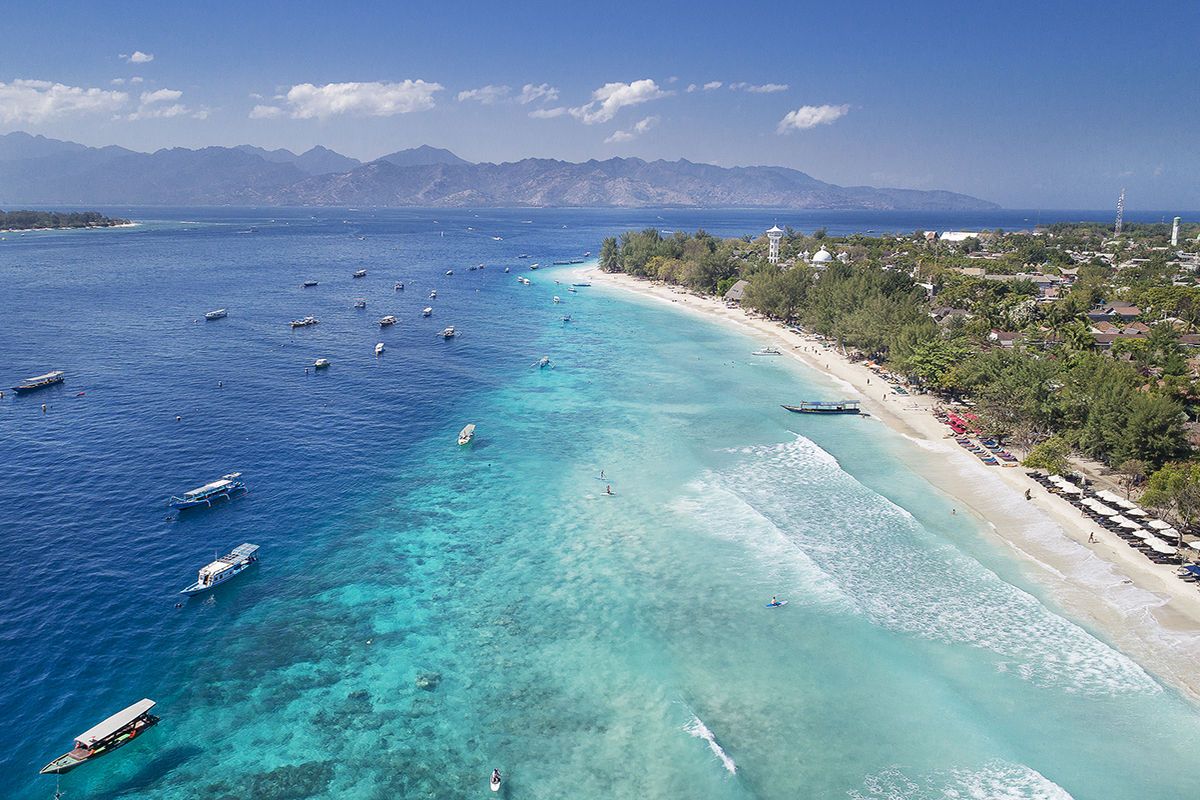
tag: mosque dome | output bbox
[812,247,833,263]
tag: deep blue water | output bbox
[2,207,1198,800]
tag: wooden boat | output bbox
[439,326,457,339]
[40,699,159,774]
[169,473,247,509]
[782,401,862,414]
[378,315,397,327]
[181,543,259,595]
[12,371,65,394]
[458,423,476,446]
[204,309,228,320]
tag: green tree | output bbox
[1141,462,1200,544]
[1022,436,1072,475]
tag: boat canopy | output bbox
[230,543,259,560]
[183,473,241,496]
[74,699,155,745]
[22,371,64,384]
[199,544,259,578]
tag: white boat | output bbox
[429,290,437,298]
[568,286,577,293]
[314,358,331,369]
[395,281,405,290]
[378,315,397,326]
[353,269,366,278]
[180,543,259,595]
[291,316,319,328]
[553,296,561,303]
[458,423,475,446]
[12,371,65,394]
[352,299,366,308]
[446,270,454,275]
[204,309,227,320]
[375,343,385,355]
[423,307,433,317]
[752,347,782,356]
[440,326,456,338]
[531,356,553,368]
[491,770,502,792]
[39,699,160,774]
[504,267,510,273]
[169,473,247,509]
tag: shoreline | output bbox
[587,266,1200,703]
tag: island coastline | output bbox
[589,266,1200,703]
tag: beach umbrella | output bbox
[1119,517,1143,530]
[1096,505,1120,516]
[1096,489,1124,504]
[1136,529,1159,540]
[1147,519,1172,530]
[1146,538,1176,555]
[1124,506,1147,517]
[1059,484,1083,495]
[1188,542,1200,552]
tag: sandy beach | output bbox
[589,267,1200,702]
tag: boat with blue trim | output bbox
[169,473,248,509]
[12,371,65,394]
[180,543,259,595]
[782,401,862,414]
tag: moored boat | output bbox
[353,269,367,278]
[752,347,782,355]
[180,543,259,595]
[169,473,248,510]
[12,371,65,394]
[782,401,862,414]
[40,699,159,774]
[290,316,319,328]
[423,307,432,317]
[352,298,366,308]
[429,290,437,298]
[378,315,397,327]
[395,281,405,290]
[204,309,228,320]
[440,326,456,338]
[314,358,331,369]
[458,423,475,446]
[375,342,385,355]
[303,280,318,287]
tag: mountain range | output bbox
[0,131,998,210]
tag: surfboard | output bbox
[766,600,788,608]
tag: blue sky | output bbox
[1,0,1196,210]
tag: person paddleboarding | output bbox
[491,769,502,791]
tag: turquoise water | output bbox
[2,208,1197,800]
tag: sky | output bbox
[0,0,1196,210]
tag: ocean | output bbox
[2,206,1197,800]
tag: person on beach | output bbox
[1089,533,1097,543]
[1025,488,1032,500]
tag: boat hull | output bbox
[12,378,65,394]
[181,561,256,595]
[170,485,248,510]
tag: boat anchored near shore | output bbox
[458,423,476,446]
[40,699,160,774]
[782,401,862,414]
[12,371,65,394]
[181,543,259,595]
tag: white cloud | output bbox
[140,88,182,104]
[528,106,567,118]
[269,80,443,119]
[458,85,511,104]
[569,79,670,125]
[517,83,558,105]
[131,77,144,84]
[704,81,723,91]
[121,51,154,64]
[0,79,128,124]
[777,104,850,133]
[605,115,659,143]
[250,104,285,119]
[686,84,698,92]
[111,78,125,85]
[730,82,787,93]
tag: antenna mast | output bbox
[1114,188,1125,236]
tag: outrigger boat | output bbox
[782,401,862,414]
[378,315,397,327]
[181,543,259,595]
[204,309,228,320]
[291,316,319,328]
[39,699,159,774]
[12,371,65,394]
[169,473,248,510]
[458,423,476,446]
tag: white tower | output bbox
[766,224,784,264]
[1172,217,1181,247]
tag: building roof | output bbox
[724,279,749,301]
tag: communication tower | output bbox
[1115,188,1125,236]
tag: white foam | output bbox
[683,713,737,775]
[851,760,1074,800]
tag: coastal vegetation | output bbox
[600,218,1200,528]
[0,209,130,231]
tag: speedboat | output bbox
[446,270,454,275]
[169,473,247,510]
[352,299,366,308]
[204,309,227,320]
[12,371,65,394]
[395,281,405,291]
[180,543,259,595]
[568,286,577,293]
[303,280,318,287]
[39,699,160,774]
[375,343,385,355]
[291,316,319,328]
[429,290,437,298]
[553,296,561,303]
[353,269,366,278]
[458,423,475,446]
[423,307,432,317]
[378,315,397,326]
[314,358,331,369]
[752,347,782,355]
[504,267,510,272]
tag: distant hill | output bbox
[0,132,999,210]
